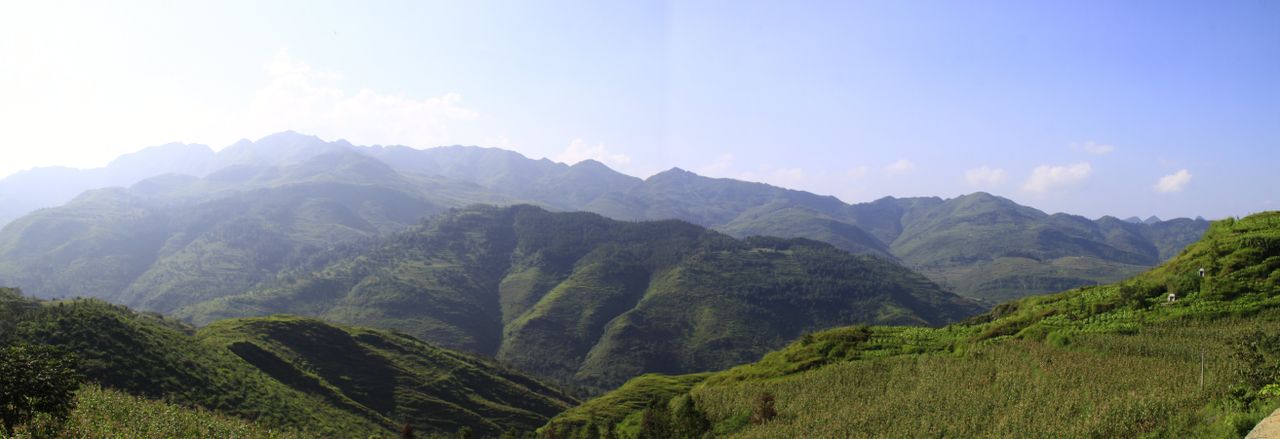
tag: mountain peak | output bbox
[1144,215,1162,225]
[571,158,606,168]
[255,130,322,145]
[648,167,698,181]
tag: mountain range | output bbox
[0,131,1259,438]
[0,131,1209,304]
[177,204,980,391]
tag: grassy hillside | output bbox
[2,385,304,439]
[0,288,574,437]
[545,211,1280,437]
[181,205,981,392]
[200,315,577,436]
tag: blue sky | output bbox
[1,1,1276,219]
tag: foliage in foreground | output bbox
[1,385,303,439]
[0,343,83,434]
[543,211,1280,438]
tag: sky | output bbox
[1,1,1277,220]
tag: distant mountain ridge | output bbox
[0,131,1209,303]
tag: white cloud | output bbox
[1022,162,1092,193]
[1154,169,1192,193]
[485,135,514,149]
[243,49,480,148]
[697,154,735,177]
[846,166,869,179]
[884,159,915,175]
[768,167,807,183]
[556,138,632,168]
[1071,141,1115,155]
[735,165,809,188]
[964,166,1007,187]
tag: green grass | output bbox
[540,373,712,436]
[2,385,304,439]
[696,315,1280,438]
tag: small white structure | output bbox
[1199,267,1205,277]
[1168,292,1177,303]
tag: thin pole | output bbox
[1200,350,1205,391]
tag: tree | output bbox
[0,288,38,346]
[637,397,673,439]
[670,394,710,438]
[0,343,84,434]
[1231,330,1280,393]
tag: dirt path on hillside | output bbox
[1247,408,1280,438]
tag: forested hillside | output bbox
[178,205,981,392]
[0,288,574,437]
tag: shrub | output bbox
[670,394,710,438]
[0,343,84,434]
[749,393,777,425]
[636,397,672,439]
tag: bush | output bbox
[1230,330,1280,395]
[0,343,84,434]
[637,397,672,439]
[749,393,777,425]
[670,394,710,438]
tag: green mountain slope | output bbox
[579,168,895,259]
[0,288,575,437]
[547,211,1280,437]
[367,146,643,211]
[179,205,981,392]
[886,192,1189,302]
[0,153,476,312]
[0,132,1209,307]
[580,167,1207,300]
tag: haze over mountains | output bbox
[0,132,1208,306]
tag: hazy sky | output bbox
[1,1,1276,219]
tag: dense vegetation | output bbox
[0,288,573,437]
[0,343,82,434]
[544,211,1280,437]
[180,205,981,392]
[1,385,305,439]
